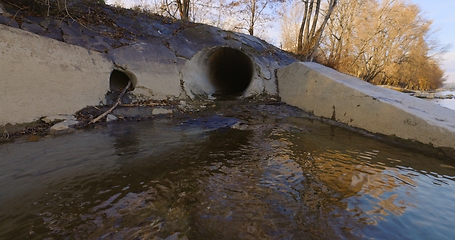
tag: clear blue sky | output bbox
[411,0,455,83]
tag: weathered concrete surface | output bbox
[0,1,296,125]
[182,46,263,98]
[0,2,297,126]
[158,25,294,99]
[2,1,453,158]
[108,39,181,99]
[278,62,455,152]
[0,24,113,125]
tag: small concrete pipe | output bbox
[109,69,137,91]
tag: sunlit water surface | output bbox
[429,90,455,111]
[1,103,454,239]
[431,98,455,111]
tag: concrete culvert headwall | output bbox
[109,69,137,91]
[182,47,257,99]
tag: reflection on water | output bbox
[1,103,454,239]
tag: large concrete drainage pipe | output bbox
[183,47,256,99]
[208,47,254,96]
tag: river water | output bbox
[429,90,455,111]
[1,101,454,239]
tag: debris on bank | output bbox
[0,97,216,142]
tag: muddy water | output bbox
[1,102,455,239]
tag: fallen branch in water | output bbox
[89,80,131,124]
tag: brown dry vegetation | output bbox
[281,0,446,91]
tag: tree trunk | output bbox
[176,0,190,21]
[304,0,314,44]
[249,0,256,35]
[308,0,337,61]
[297,0,309,53]
[297,0,337,61]
[309,0,321,39]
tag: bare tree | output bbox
[142,0,190,20]
[318,0,447,90]
[279,0,303,51]
[176,0,190,20]
[317,0,362,68]
[245,0,269,35]
[225,0,282,35]
[296,0,337,61]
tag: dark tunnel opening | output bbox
[109,69,134,92]
[207,47,254,97]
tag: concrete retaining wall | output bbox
[277,62,455,151]
[0,23,290,125]
[108,40,182,100]
[0,24,113,125]
[2,21,454,156]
